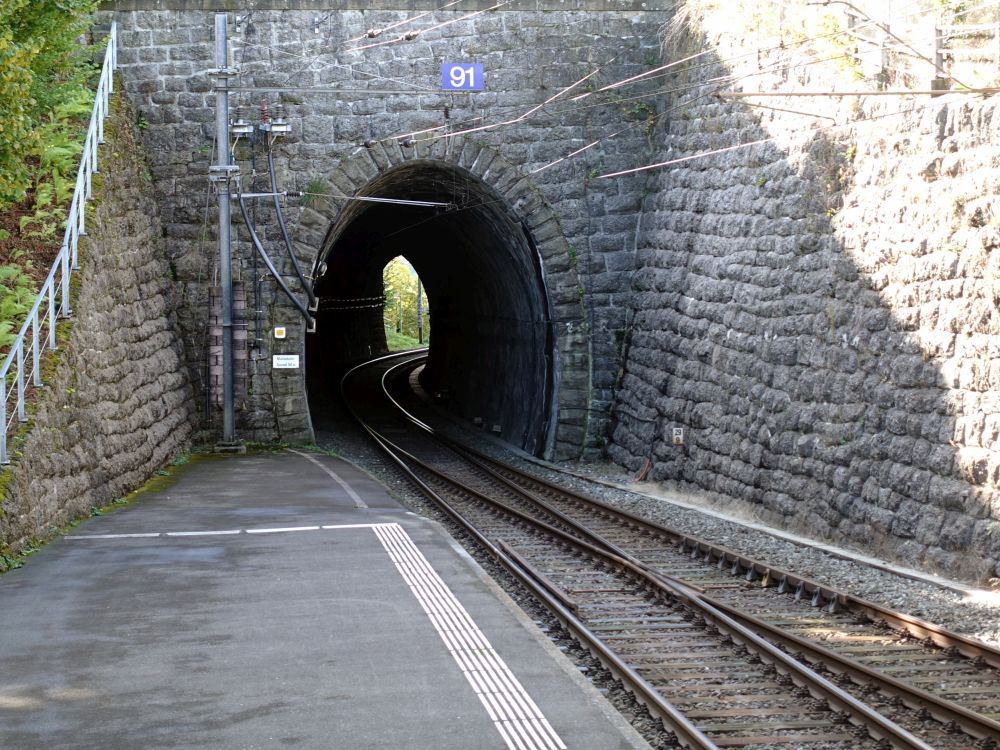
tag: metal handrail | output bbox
[0,22,117,465]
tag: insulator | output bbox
[260,99,270,123]
[403,31,418,40]
[365,28,381,38]
[230,105,253,135]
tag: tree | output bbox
[0,0,98,205]
[383,256,429,342]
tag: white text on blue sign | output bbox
[442,63,484,91]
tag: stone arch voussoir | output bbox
[297,138,590,459]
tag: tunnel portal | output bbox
[307,160,554,456]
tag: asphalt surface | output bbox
[0,450,650,750]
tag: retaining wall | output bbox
[610,21,1000,581]
[0,97,194,555]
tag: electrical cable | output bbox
[528,47,859,175]
[235,41,438,93]
[390,1,935,151]
[251,124,264,350]
[300,192,453,207]
[345,0,470,43]
[232,0,973,189]
[596,94,961,180]
[229,0,923,153]
[409,54,617,143]
[270,0,474,83]
[523,0,966,177]
[238,193,315,327]
[267,144,316,310]
[558,0,928,99]
[347,0,517,53]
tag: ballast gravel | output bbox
[315,421,1000,650]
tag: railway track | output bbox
[342,352,1000,750]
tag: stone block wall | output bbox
[0,97,194,554]
[103,4,665,454]
[609,17,1000,581]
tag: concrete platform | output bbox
[0,450,650,750]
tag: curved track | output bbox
[342,352,1000,750]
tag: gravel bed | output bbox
[316,417,1000,650]
[314,423,678,750]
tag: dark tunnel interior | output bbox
[306,161,554,456]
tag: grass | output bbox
[385,328,424,352]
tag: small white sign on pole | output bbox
[272,354,300,370]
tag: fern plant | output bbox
[0,263,37,351]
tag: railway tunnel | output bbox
[305,160,555,456]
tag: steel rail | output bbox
[343,353,934,750]
[372,353,1000,745]
[340,374,718,749]
[460,440,1000,667]
[378,432,935,750]
[440,420,1000,742]
[380,354,1000,666]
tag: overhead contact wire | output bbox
[266,145,316,310]
[238,194,315,327]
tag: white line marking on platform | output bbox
[245,526,321,534]
[65,532,164,540]
[286,449,369,508]
[68,523,393,540]
[65,521,565,747]
[372,522,566,750]
[321,523,386,530]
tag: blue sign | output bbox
[442,62,484,91]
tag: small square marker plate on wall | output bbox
[672,427,684,446]
[274,326,287,339]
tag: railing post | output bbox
[16,340,26,423]
[91,117,99,175]
[76,178,86,244]
[86,137,94,198]
[61,247,72,317]
[72,210,80,269]
[97,87,105,145]
[31,311,41,387]
[0,377,7,464]
[48,282,57,350]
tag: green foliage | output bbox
[0,0,99,206]
[383,256,430,343]
[301,177,328,209]
[0,262,36,349]
[384,327,422,352]
[0,537,41,572]
[19,206,66,240]
[622,101,654,121]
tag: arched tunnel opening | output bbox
[306,161,554,456]
[383,256,430,349]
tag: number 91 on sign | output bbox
[442,62,484,91]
